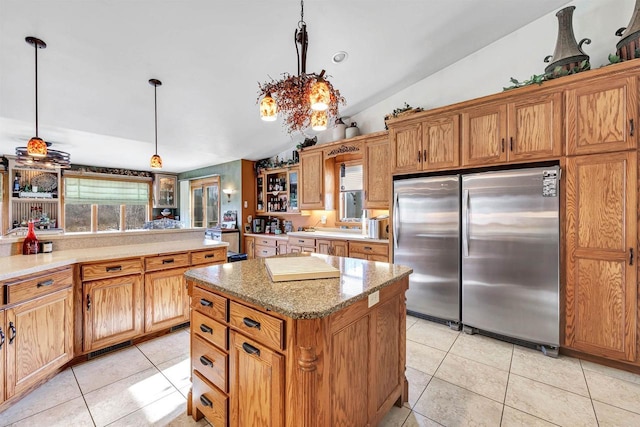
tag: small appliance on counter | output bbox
[368,215,389,239]
[205,226,240,253]
[252,218,266,233]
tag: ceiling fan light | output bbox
[27,137,47,157]
[260,93,277,121]
[310,79,329,111]
[150,154,163,169]
[311,110,328,131]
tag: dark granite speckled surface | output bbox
[185,253,412,319]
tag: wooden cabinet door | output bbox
[462,103,507,166]
[244,236,255,259]
[566,76,637,155]
[332,240,349,257]
[316,239,330,255]
[390,122,421,174]
[229,331,284,427]
[508,91,562,161]
[83,274,143,352]
[299,150,324,209]
[422,114,459,170]
[0,309,4,405]
[5,288,73,399]
[364,135,390,209]
[144,267,189,333]
[565,152,637,361]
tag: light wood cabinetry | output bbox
[244,236,255,259]
[144,266,189,333]
[191,248,227,266]
[565,76,637,156]
[364,134,391,208]
[0,309,4,405]
[565,151,637,362]
[349,241,389,262]
[287,236,316,253]
[3,266,73,401]
[316,239,349,256]
[299,150,325,209]
[462,91,562,166]
[253,235,287,258]
[390,114,460,174]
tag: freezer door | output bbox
[393,176,460,322]
[462,166,560,346]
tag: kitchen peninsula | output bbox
[185,253,412,426]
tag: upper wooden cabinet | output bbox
[564,151,637,361]
[299,150,325,210]
[565,75,637,156]
[364,134,390,208]
[390,114,459,174]
[462,91,562,167]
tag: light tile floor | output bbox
[1,317,640,426]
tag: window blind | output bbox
[65,177,149,205]
[340,164,363,191]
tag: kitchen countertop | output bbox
[247,229,389,244]
[185,253,412,319]
[0,239,228,281]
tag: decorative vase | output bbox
[22,221,39,255]
[345,123,359,139]
[615,0,640,60]
[544,6,591,74]
[332,118,346,141]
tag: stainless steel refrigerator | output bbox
[393,166,560,348]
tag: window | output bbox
[337,162,364,222]
[190,177,219,228]
[64,176,151,232]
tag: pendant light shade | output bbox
[260,93,277,121]
[310,76,330,111]
[27,137,47,157]
[149,78,163,170]
[311,110,328,131]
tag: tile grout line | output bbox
[70,367,98,427]
[499,340,515,426]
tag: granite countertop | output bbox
[185,253,412,319]
[0,239,228,281]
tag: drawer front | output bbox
[289,237,315,247]
[145,253,190,272]
[82,258,142,281]
[192,287,228,322]
[192,370,228,427]
[255,237,277,247]
[229,301,284,351]
[349,241,388,256]
[368,254,389,262]
[192,309,228,350]
[191,248,226,266]
[6,267,73,304]
[192,335,228,392]
[254,245,277,258]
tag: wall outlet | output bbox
[244,201,248,208]
[368,291,380,308]
[321,215,327,224]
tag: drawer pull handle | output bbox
[364,246,372,251]
[298,240,305,243]
[200,298,213,307]
[199,324,213,334]
[510,137,514,151]
[199,355,214,367]
[87,294,91,311]
[162,258,175,264]
[204,254,214,259]
[37,279,54,288]
[243,317,261,330]
[106,266,122,272]
[242,342,260,356]
[631,119,635,137]
[630,248,634,266]
[501,138,505,152]
[8,322,16,344]
[199,395,213,408]
[0,327,5,350]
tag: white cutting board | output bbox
[264,256,340,282]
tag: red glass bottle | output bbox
[22,221,39,255]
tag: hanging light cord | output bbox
[154,83,158,155]
[295,0,308,76]
[33,40,39,138]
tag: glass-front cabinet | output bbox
[153,174,177,208]
[288,169,298,212]
[257,166,299,215]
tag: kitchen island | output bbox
[185,253,412,427]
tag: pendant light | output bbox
[260,92,277,121]
[15,36,71,168]
[149,78,163,170]
[311,110,328,131]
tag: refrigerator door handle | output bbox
[393,192,400,249]
[463,189,470,257]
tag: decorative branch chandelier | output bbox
[16,36,71,169]
[149,78,163,169]
[257,0,345,134]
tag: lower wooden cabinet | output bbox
[0,309,4,405]
[565,151,638,362]
[83,274,144,352]
[229,331,284,427]
[144,267,189,332]
[5,287,73,399]
[349,241,389,262]
[316,239,348,256]
[244,236,255,259]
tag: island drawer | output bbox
[145,253,190,271]
[5,267,73,304]
[229,301,284,351]
[255,237,277,247]
[192,287,228,322]
[82,258,142,281]
[191,248,226,266]
[349,241,388,256]
[192,370,228,427]
[254,245,277,258]
[289,237,315,248]
[192,309,227,350]
[192,335,228,392]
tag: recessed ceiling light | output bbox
[332,51,348,64]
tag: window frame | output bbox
[189,176,220,228]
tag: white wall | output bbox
[337,0,634,136]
